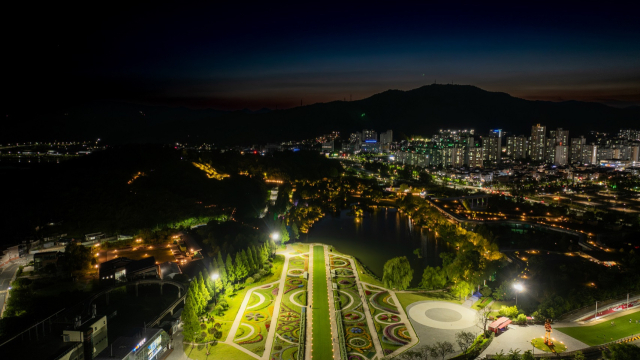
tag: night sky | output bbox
[6,3,640,111]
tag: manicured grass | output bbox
[291,242,309,253]
[531,338,567,353]
[185,342,255,360]
[396,291,463,311]
[353,258,384,287]
[557,310,640,346]
[312,246,334,359]
[472,297,493,310]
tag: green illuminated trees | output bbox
[382,256,413,290]
[419,266,448,290]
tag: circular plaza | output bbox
[408,301,477,330]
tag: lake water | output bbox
[304,207,448,287]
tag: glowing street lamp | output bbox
[513,283,524,305]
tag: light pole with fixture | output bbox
[513,283,524,306]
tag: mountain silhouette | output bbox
[4,85,638,144]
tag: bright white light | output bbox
[211,273,219,280]
[513,283,524,291]
[271,232,279,240]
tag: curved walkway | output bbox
[234,323,255,342]
[337,290,355,311]
[289,290,306,309]
[247,292,266,310]
[408,301,477,330]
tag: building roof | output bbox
[127,256,156,274]
[99,257,132,272]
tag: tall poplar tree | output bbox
[225,254,236,284]
[234,251,248,282]
[198,272,211,308]
[182,296,200,341]
[246,248,256,274]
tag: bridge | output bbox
[145,292,188,328]
[86,278,186,311]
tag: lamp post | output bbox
[513,283,524,306]
[211,273,219,305]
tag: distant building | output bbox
[482,129,502,166]
[506,135,527,159]
[570,136,586,163]
[60,316,108,360]
[34,251,61,271]
[530,124,546,162]
[99,257,158,284]
[321,140,334,153]
[85,233,105,242]
[95,328,170,360]
[362,129,377,142]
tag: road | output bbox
[0,258,29,317]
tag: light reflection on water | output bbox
[304,207,448,287]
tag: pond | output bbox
[303,207,449,287]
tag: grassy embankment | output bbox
[311,246,334,358]
[557,310,640,346]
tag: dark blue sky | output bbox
[6,2,640,110]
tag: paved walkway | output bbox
[324,245,341,359]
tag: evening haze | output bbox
[5,3,640,112]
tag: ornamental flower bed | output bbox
[383,323,409,346]
[371,292,399,314]
[238,333,263,345]
[272,287,279,296]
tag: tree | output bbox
[62,243,92,274]
[188,283,201,315]
[225,254,236,284]
[245,248,256,274]
[522,350,535,360]
[452,281,473,299]
[291,222,300,240]
[507,349,521,360]
[455,331,475,353]
[413,248,422,258]
[498,305,519,318]
[572,351,585,360]
[198,273,211,303]
[234,252,248,282]
[477,304,493,334]
[382,256,413,290]
[419,266,448,290]
[429,341,455,360]
[182,296,200,342]
[280,221,290,243]
[480,286,492,298]
[602,343,640,360]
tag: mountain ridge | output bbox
[3,85,638,144]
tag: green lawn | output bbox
[396,291,463,311]
[312,246,334,359]
[557,310,640,346]
[472,297,493,310]
[185,342,255,360]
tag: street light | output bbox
[211,273,219,305]
[513,283,524,306]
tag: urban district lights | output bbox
[513,283,524,305]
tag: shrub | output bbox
[253,273,262,281]
[274,345,282,350]
[208,327,215,334]
[214,322,221,330]
[214,330,222,339]
[246,276,255,285]
[259,269,268,276]
[516,314,527,325]
[200,323,206,329]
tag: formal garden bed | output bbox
[234,285,276,356]
[363,284,411,357]
[270,255,308,360]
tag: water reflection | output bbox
[305,207,448,287]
